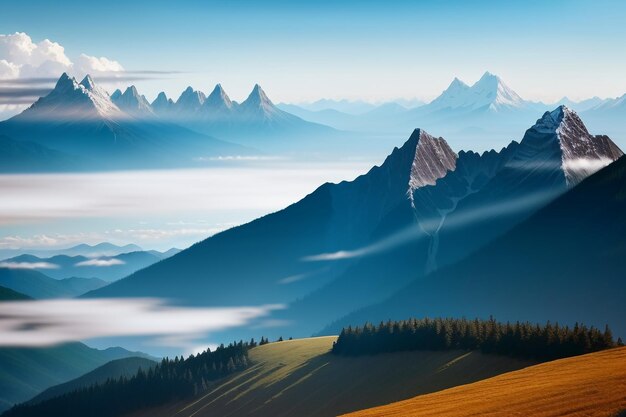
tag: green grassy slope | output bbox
[131,336,534,417]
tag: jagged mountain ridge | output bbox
[83,106,621,342]
[82,127,459,304]
[147,83,333,142]
[0,73,249,169]
[323,147,626,339]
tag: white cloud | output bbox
[0,32,124,115]
[0,32,123,78]
[0,59,19,79]
[74,53,124,74]
[562,157,613,172]
[0,261,59,269]
[0,298,284,348]
[0,32,72,77]
[75,258,125,267]
[0,234,63,249]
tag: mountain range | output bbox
[146,83,335,147]
[0,243,180,297]
[1,248,179,283]
[0,242,144,261]
[0,268,106,299]
[323,136,626,338]
[83,106,624,342]
[0,74,250,171]
[1,71,625,172]
[279,72,626,151]
[0,341,152,413]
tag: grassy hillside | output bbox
[345,347,626,417]
[0,344,151,413]
[28,357,156,405]
[132,336,533,417]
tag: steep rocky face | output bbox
[553,106,623,184]
[408,130,458,193]
[505,106,623,187]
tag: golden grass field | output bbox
[131,336,533,417]
[344,346,626,417]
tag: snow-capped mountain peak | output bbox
[175,86,206,113]
[14,73,122,120]
[204,83,233,110]
[111,85,154,116]
[511,105,623,186]
[470,71,526,111]
[243,84,274,109]
[426,71,527,112]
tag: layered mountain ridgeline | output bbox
[0,343,152,413]
[1,249,177,283]
[84,107,623,341]
[0,286,30,301]
[0,268,106,299]
[582,92,626,139]
[0,134,83,172]
[4,342,250,417]
[345,347,626,417]
[0,74,250,171]
[325,140,626,339]
[27,357,157,405]
[4,336,536,417]
[279,72,626,151]
[0,242,146,260]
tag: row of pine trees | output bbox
[4,341,254,417]
[332,317,620,361]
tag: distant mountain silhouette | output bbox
[0,268,106,299]
[2,250,172,282]
[0,343,152,413]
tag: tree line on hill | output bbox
[3,340,254,417]
[332,317,621,361]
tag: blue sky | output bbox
[1,0,626,103]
